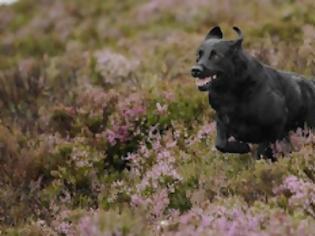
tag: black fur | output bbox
[191,26,315,160]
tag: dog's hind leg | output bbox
[215,117,251,154]
[257,142,276,162]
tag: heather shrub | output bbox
[228,160,287,203]
[274,175,315,218]
[1,0,315,235]
[161,198,315,236]
[76,209,150,236]
[93,49,139,87]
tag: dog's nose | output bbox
[191,65,203,78]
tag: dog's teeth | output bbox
[195,76,216,87]
[196,77,210,87]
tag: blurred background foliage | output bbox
[0,0,315,235]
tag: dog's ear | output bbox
[231,26,243,49]
[206,26,223,40]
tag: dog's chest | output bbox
[208,91,240,114]
[209,91,268,142]
[218,111,267,142]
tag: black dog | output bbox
[191,26,315,160]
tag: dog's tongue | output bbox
[195,77,211,87]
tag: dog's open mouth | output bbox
[195,74,217,90]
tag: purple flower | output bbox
[94,50,139,85]
[105,129,118,146]
[156,102,168,115]
[152,189,170,218]
[274,175,315,217]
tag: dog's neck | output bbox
[208,52,265,116]
[230,50,265,95]
[209,50,266,101]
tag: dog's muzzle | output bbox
[191,65,203,78]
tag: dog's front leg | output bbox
[215,117,251,154]
[257,143,276,162]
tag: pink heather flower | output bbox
[272,140,292,156]
[140,143,152,158]
[194,122,216,141]
[136,160,182,192]
[51,210,77,236]
[55,222,75,236]
[163,91,175,101]
[178,210,199,225]
[122,106,145,121]
[131,194,146,207]
[116,125,130,142]
[165,205,266,236]
[126,143,153,177]
[77,84,118,112]
[157,150,172,161]
[152,189,170,218]
[101,94,146,146]
[105,129,118,146]
[152,139,162,151]
[272,128,315,156]
[117,94,146,123]
[135,0,209,24]
[94,49,139,85]
[78,215,100,236]
[131,144,182,215]
[156,102,168,115]
[274,175,315,217]
[105,125,130,146]
[289,128,307,151]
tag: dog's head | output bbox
[191,26,245,92]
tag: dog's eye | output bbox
[209,50,219,60]
[196,50,203,62]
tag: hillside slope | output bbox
[0,0,315,235]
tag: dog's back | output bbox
[268,67,315,130]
